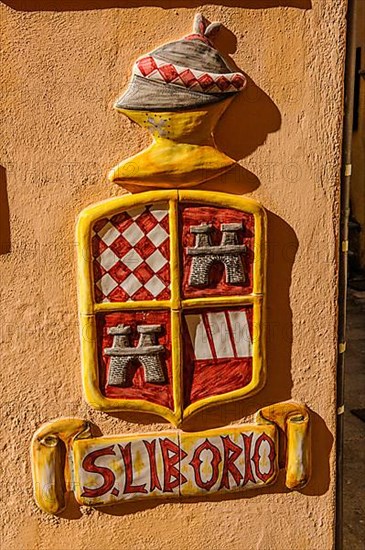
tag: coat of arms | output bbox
[77,190,266,425]
[31,13,311,515]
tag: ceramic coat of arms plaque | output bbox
[77,190,266,426]
[31,13,311,516]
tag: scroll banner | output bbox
[31,403,310,515]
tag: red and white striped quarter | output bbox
[186,310,252,361]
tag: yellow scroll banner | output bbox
[31,402,310,515]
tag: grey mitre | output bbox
[115,39,236,112]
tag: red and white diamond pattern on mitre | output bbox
[134,56,246,94]
[92,204,170,302]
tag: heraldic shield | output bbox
[77,190,266,426]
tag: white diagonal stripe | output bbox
[207,312,234,359]
[186,314,213,360]
[228,311,252,357]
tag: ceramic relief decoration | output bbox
[108,14,246,188]
[31,13,311,515]
[32,403,310,514]
[77,190,266,426]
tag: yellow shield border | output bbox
[76,190,267,426]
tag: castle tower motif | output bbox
[104,324,165,386]
[187,223,246,287]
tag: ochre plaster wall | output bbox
[0,1,347,549]
[351,0,365,268]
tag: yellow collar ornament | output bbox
[109,13,246,189]
[31,13,311,516]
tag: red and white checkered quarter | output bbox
[92,204,170,303]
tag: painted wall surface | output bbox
[351,0,365,269]
[0,1,346,549]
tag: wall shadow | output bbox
[214,24,282,163]
[216,74,282,161]
[3,1,312,12]
[301,409,334,497]
[0,166,11,255]
[107,410,172,426]
[197,67,281,196]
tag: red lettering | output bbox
[159,438,187,492]
[241,433,255,485]
[81,445,116,498]
[118,443,147,494]
[189,439,221,491]
[252,434,276,482]
[143,439,162,492]
[219,436,243,490]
